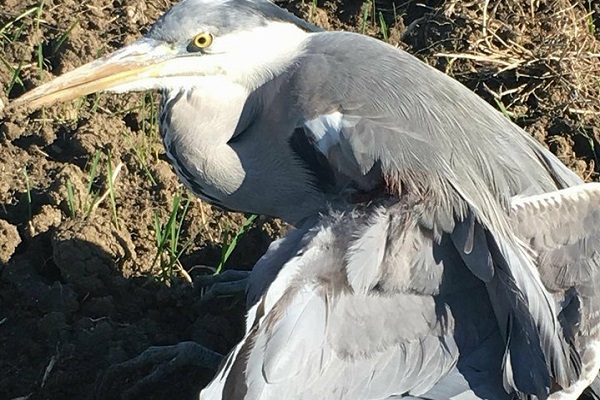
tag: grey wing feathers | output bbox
[201,203,510,400]
[511,183,600,399]
[511,183,600,294]
[203,30,598,400]
[295,32,580,397]
[450,208,575,396]
[246,218,318,309]
[395,361,512,400]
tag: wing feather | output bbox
[201,203,508,400]
[261,287,327,383]
[293,32,583,395]
[511,183,600,294]
[300,110,572,397]
[204,30,597,400]
[510,183,600,398]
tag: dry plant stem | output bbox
[89,161,124,214]
[175,261,193,283]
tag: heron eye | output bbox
[188,32,213,52]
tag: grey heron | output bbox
[12,0,600,399]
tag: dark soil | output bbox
[0,0,598,399]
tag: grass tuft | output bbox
[215,214,257,275]
[151,192,194,285]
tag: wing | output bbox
[511,183,600,398]
[201,202,512,400]
[284,31,584,396]
[511,183,600,295]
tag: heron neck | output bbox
[160,79,250,198]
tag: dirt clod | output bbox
[51,216,137,288]
[0,219,20,264]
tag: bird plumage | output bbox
[12,0,600,398]
[151,5,591,397]
[155,22,584,396]
[203,184,600,400]
[511,185,600,399]
[202,202,504,399]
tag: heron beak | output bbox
[11,38,175,110]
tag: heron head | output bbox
[12,0,319,109]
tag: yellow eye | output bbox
[189,32,213,51]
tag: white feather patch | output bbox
[345,210,389,293]
[204,21,309,91]
[303,112,362,157]
[304,112,344,155]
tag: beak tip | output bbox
[5,39,166,114]
[9,91,59,112]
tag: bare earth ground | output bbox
[0,0,598,399]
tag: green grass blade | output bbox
[52,19,79,55]
[0,7,37,37]
[215,214,257,274]
[379,12,388,42]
